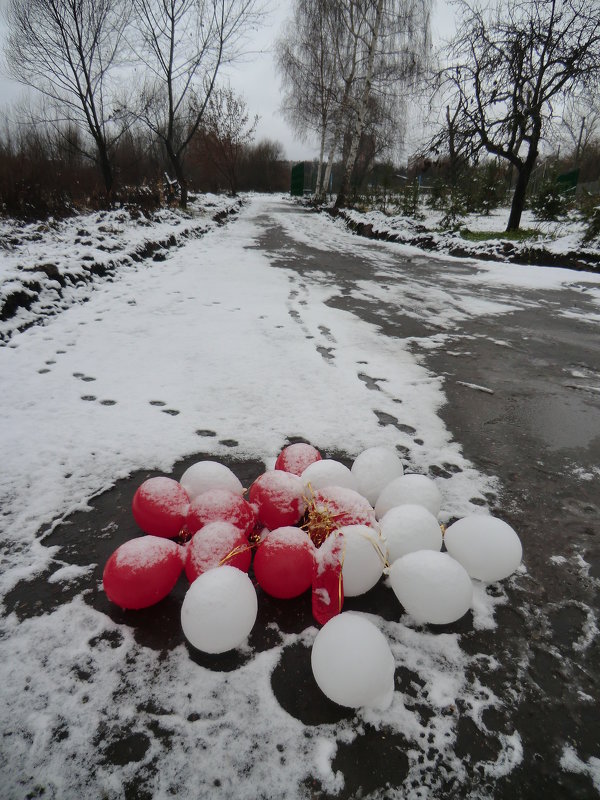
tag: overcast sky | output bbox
[0,0,454,162]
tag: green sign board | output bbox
[290,162,304,196]
[556,169,579,193]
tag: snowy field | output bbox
[1,194,599,798]
[338,202,600,268]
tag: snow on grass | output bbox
[0,194,238,342]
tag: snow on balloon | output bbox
[131,476,190,538]
[249,470,306,530]
[350,445,404,506]
[380,503,443,564]
[184,520,251,582]
[253,526,315,599]
[103,536,184,609]
[101,444,523,705]
[275,442,322,476]
[180,460,243,500]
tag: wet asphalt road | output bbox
[254,203,600,798]
[5,200,600,799]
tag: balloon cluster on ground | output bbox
[102,442,523,707]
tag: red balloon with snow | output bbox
[186,488,256,537]
[312,533,344,625]
[249,470,306,529]
[306,486,377,546]
[184,520,251,582]
[103,536,184,609]
[275,442,322,476]
[253,527,315,599]
[132,476,190,538]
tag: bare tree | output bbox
[7,0,129,199]
[560,92,600,166]
[276,0,430,205]
[276,0,341,199]
[442,0,600,231]
[130,0,262,207]
[334,0,432,208]
[201,86,258,194]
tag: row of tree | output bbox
[0,115,289,217]
[276,0,432,207]
[277,0,600,231]
[3,0,600,232]
[6,0,263,207]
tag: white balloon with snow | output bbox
[181,565,257,653]
[444,515,522,582]
[339,525,384,596]
[301,459,358,494]
[389,550,473,625]
[380,504,442,564]
[351,446,404,506]
[311,613,395,710]
[375,473,442,519]
[180,460,243,500]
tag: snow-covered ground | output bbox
[1,194,599,799]
[337,203,600,269]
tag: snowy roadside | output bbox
[0,194,241,342]
[330,204,600,272]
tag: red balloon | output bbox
[248,471,306,530]
[185,521,251,582]
[186,488,256,537]
[275,443,322,476]
[103,536,184,609]
[311,486,376,529]
[312,534,344,625]
[132,477,190,539]
[254,527,315,599]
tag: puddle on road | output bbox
[519,391,600,452]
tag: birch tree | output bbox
[276,0,341,197]
[277,0,430,205]
[334,0,432,208]
[7,0,129,198]
[130,0,261,207]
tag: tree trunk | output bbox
[314,126,326,200]
[166,143,188,208]
[96,142,114,203]
[506,148,537,231]
[334,0,384,209]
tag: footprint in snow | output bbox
[317,345,335,362]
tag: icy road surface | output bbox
[1,195,599,799]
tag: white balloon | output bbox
[181,566,257,653]
[389,551,473,625]
[311,613,395,709]
[180,461,243,500]
[380,504,442,564]
[444,515,522,582]
[339,525,384,596]
[301,459,358,494]
[351,446,404,506]
[375,474,442,519]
